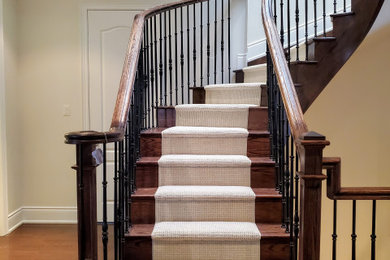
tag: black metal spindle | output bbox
[332,200,338,260]
[314,0,318,37]
[193,4,197,88]
[144,23,149,129]
[371,200,377,260]
[280,0,284,47]
[334,0,337,13]
[285,123,290,232]
[200,2,204,87]
[305,0,308,60]
[352,200,357,260]
[102,143,108,260]
[214,0,218,84]
[344,0,347,12]
[150,18,155,128]
[221,0,224,82]
[118,140,124,258]
[180,7,184,104]
[164,12,168,106]
[227,0,231,82]
[114,142,118,260]
[169,11,173,106]
[289,136,295,259]
[154,16,159,126]
[323,0,326,37]
[295,0,299,61]
[287,0,291,65]
[293,152,299,259]
[187,5,191,102]
[159,14,163,106]
[175,9,178,105]
[207,0,211,85]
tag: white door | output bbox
[85,9,140,222]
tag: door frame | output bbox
[81,3,156,130]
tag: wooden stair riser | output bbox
[124,224,289,260]
[156,106,269,131]
[140,132,271,158]
[308,39,338,62]
[135,160,276,189]
[131,195,282,224]
[124,237,289,260]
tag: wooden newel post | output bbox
[76,143,98,260]
[297,132,330,260]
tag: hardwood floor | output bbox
[0,224,114,260]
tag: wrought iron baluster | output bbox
[154,16,159,125]
[193,4,197,88]
[293,152,299,259]
[323,0,326,37]
[207,0,211,85]
[334,0,337,13]
[228,0,231,82]
[352,200,357,260]
[280,0,284,47]
[332,200,338,260]
[175,9,178,105]
[287,0,291,65]
[102,143,108,260]
[187,5,191,102]
[305,0,308,60]
[214,0,218,84]
[221,0,224,82]
[169,10,173,106]
[289,136,295,259]
[285,123,290,232]
[180,7,185,104]
[159,14,163,106]
[150,18,155,128]
[200,2,204,87]
[295,0,299,61]
[344,0,347,12]
[371,200,377,260]
[114,142,118,260]
[164,11,168,106]
[314,0,318,37]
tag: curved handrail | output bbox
[261,0,308,143]
[65,0,210,144]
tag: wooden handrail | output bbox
[261,0,308,142]
[323,157,390,200]
[65,0,210,145]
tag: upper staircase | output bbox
[64,0,388,259]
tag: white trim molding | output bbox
[8,206,77,234]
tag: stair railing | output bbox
[65,0,231,259]
[263,0,388,260]
[262,0,331,259]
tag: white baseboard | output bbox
[8,206,77,234]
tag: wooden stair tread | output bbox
[133,187,281,200]
[141,127,270,136]
[330,11,355,18]
[127,223,289,239]
[137,156,275,166]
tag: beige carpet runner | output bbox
[151,83,263,260]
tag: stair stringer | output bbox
[290,0,384,112]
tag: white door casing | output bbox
[83,8,140,222]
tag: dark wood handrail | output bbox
[323,157,390,200]
[65,0,210,145]
[261,0,308,142]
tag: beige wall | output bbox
[305,24,390,259]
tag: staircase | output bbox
[64,0,386,259]
[124,83,289,259]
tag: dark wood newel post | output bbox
[298,131,330,260]
[75,143,98,260]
